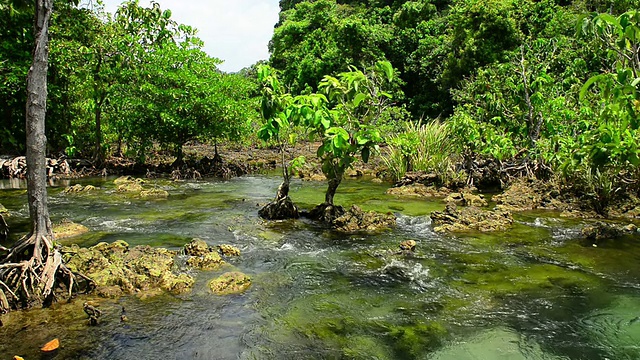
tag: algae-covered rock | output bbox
[53,220,89,240]
[183,238,227,269]
[114,176,143,186]
[581,221,637,242]
[63,184,97,194]
[333,205,396,232]
[187,251,224,270]
[218,244,241,257]
[431,203,513,233]
[444,192,487,207]
[386,184,450,198]
[116,182,144,193]
[183,238,209,256]
[209,271,251,295]
[64,240,193,297]
[140,189,169,199]
[0,203,7,213]
[399,240,417,251]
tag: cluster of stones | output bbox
[63,239,248,299]
[113,176,170,199]
[333,205,396,233]
[431,203,513,233]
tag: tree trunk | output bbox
[324,175,342,205]
[26,0,54,249]
[93,55,104,164]
[94,97,103,164]
[0,0,93,313]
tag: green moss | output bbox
[388,321,447,358]
[208,271,251,295]
[289,179,444,216]
[454,262,600,296]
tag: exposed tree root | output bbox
[0,233,94,314]
[0,213,7,241]
[306,203,346,225]
[259,181,300,220]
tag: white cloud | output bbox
[100,0,280,72]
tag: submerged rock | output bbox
[114,176,143,186]
[333,205,396,232]
[64,240,194,298]
[63,184,97,194]
[431,203,513,233]
[116,182,144,193]
[53,219,89,239]
[581,221,637,242]
[140,189,169,199]
[386,184,450,198]
[209,271,251,295]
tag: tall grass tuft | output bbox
[382,120,459,183]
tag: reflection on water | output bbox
[0,175,639,359]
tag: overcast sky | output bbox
[99,0,281,72]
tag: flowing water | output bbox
[1,175,640,359]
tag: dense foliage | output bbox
[0,0,256,161]
[271,0,640,204]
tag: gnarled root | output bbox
[0,233,94,313]
[0,214,7,241]
[306,203,346,225]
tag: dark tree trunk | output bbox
[0,0,93,313]
[94,96,104,164]
[26,0,54,251]
[93,55,104,164]
[324,176,342,206]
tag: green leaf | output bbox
[580,74,604,100]
[353,93,367,107]
[376,61,394,82]
[361,147,370,163]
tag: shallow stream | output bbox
[1,175,640,359]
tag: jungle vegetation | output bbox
[0,0,639,198]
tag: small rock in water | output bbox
[218,244,241,257]
[400,240,417,251]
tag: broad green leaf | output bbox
[353,93,367,107]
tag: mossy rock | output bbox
[187,251,225,270]
[114,176,144,186]
[218,244,241,257]
[208,271,251,295]
[53,220,89,240]
[333,205,396,232]
[444,192,487,207]
[63,184,97,194]
[387,184,450,198]
[64,241,193,297]
[0,203,7,214]
[581,221,637,242]
[184,238,209,256]
[117,182,144,193]
[140,189,169,199]
[431,203,513,233]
